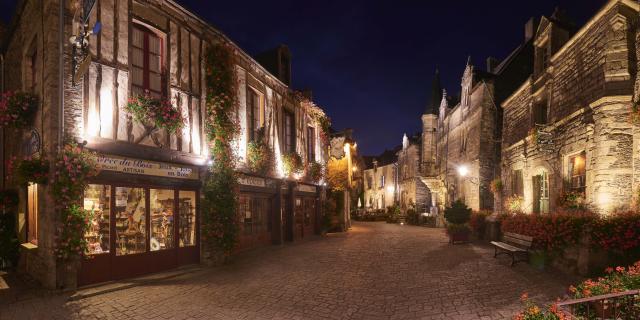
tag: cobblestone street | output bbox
[0,222,576,320]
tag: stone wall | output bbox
[501,0,639,214]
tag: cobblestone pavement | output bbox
[0,222,578,320]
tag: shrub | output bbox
[489,179,503,194]
[386,205,400,223]
[591,211,640,254]
[514,293,565,320]
[501,210,597,251]
[446,223,470,235]
[307,161,323,183]
[504,195,524,213]
[444,200,471,225]
[406,207,420,225]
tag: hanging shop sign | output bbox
[296,184,316,193]
[238,175,266,188]
[93,154,198,180]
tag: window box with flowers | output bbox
[307,161,323,184]
[0,91,38,129]
[282,152,303,178]
[125,93,184,134]
[8,156,49,185]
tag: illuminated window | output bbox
[178,191,196,247]
[27,183,38,245]
[150,189,174,251]
[115,187,146,256]
[569,152,586,193]
[131,23,165,98]
[84,184,111,254]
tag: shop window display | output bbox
[84,184,111,254]
[150,189,174,251]
[239,195,270,235]
[115,187,146,255]
[178,191,196,247]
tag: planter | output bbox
[529,250,547,270]
[448,231,469,244]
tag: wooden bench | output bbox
[490,232,533,266]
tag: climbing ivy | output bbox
[201,42,239,255]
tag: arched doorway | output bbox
[532,169,549,214]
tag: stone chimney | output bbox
[524,17,537,42]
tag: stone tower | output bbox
[421,69,442,175]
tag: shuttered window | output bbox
[131,24,164,98]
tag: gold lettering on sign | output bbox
[93,154,198,180]
[238,175,266,188]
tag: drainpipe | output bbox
[58,0,65,152]
[1,53,4,189]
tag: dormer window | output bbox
[535,40,550,76]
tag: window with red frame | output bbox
[131,23,165,98]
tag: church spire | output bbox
[425,68,442,115]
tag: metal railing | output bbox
[556,290,640,319]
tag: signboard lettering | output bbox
[238,175,266,188]
[297,184,316,193]
[93,154,198,180]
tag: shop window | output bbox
[511,170,523,197]
[150,189,174,251]
[84,184,111,254]
[26,183,38,245]
[284,110,295,153]
[115,187,146,255]
[131,23,165,98]
[239,196,270,235]
[247,88,262,142]
[568,152,586,193]
[307,127,315,162]
[178,190,196,247]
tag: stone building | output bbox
[417,18,537,212]
[363,148,398,211]
[1,0,328,288]
[396,133,430,212]
[501,0,640,214]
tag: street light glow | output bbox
[457,165,469,177]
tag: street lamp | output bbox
[457,165,469,177]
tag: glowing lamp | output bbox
[457,165,469,177]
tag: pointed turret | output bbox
[425,68,442,115]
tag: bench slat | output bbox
[491,241,526,252]
[503,236,532,248]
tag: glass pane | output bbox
[148,35,160,55]
[150,189,174,251]
[115,187,146,256]
[239,196,251,235]
[132,66,144,87]
[84,184,111,255]
[178,191,196,247]
[132,28,143,48]
[131,48,144,67]
[149,54,160,73]
[149,73,161,92]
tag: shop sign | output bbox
[238,175,266,188]
[297,184,316,193]
[93,154,198,180]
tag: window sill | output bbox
[21,243,38,250]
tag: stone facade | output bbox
[501,0,640,215]
[1,0,329,288]
[363,160,397,211]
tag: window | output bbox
[131,23,165,98]
[30,48,37,92]
[26,183,38,245]
[541,46,549,71]
[380,175,385,188]
[84,184,111,254]
[307,127,316,162]
[115,187,146,255]
[247,88,261,142]
[150,189,174,251]
[239,195,271,235]
[284,110,294,153]
[569,152,586,193]
[533,100,548,125]
[178,191,196,247]
[511,170,523,197]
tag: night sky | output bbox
[0,0,604,155]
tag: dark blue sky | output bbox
[1,0,603,155]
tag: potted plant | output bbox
[444,200,471,244]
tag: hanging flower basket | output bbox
[125,94,184,134]
[0,91,38,129]
[282,152,303,178]
[12,156,49,185]
[246,140,273,175]
[307,161,323,183]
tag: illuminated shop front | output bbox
[78,154,200,286]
